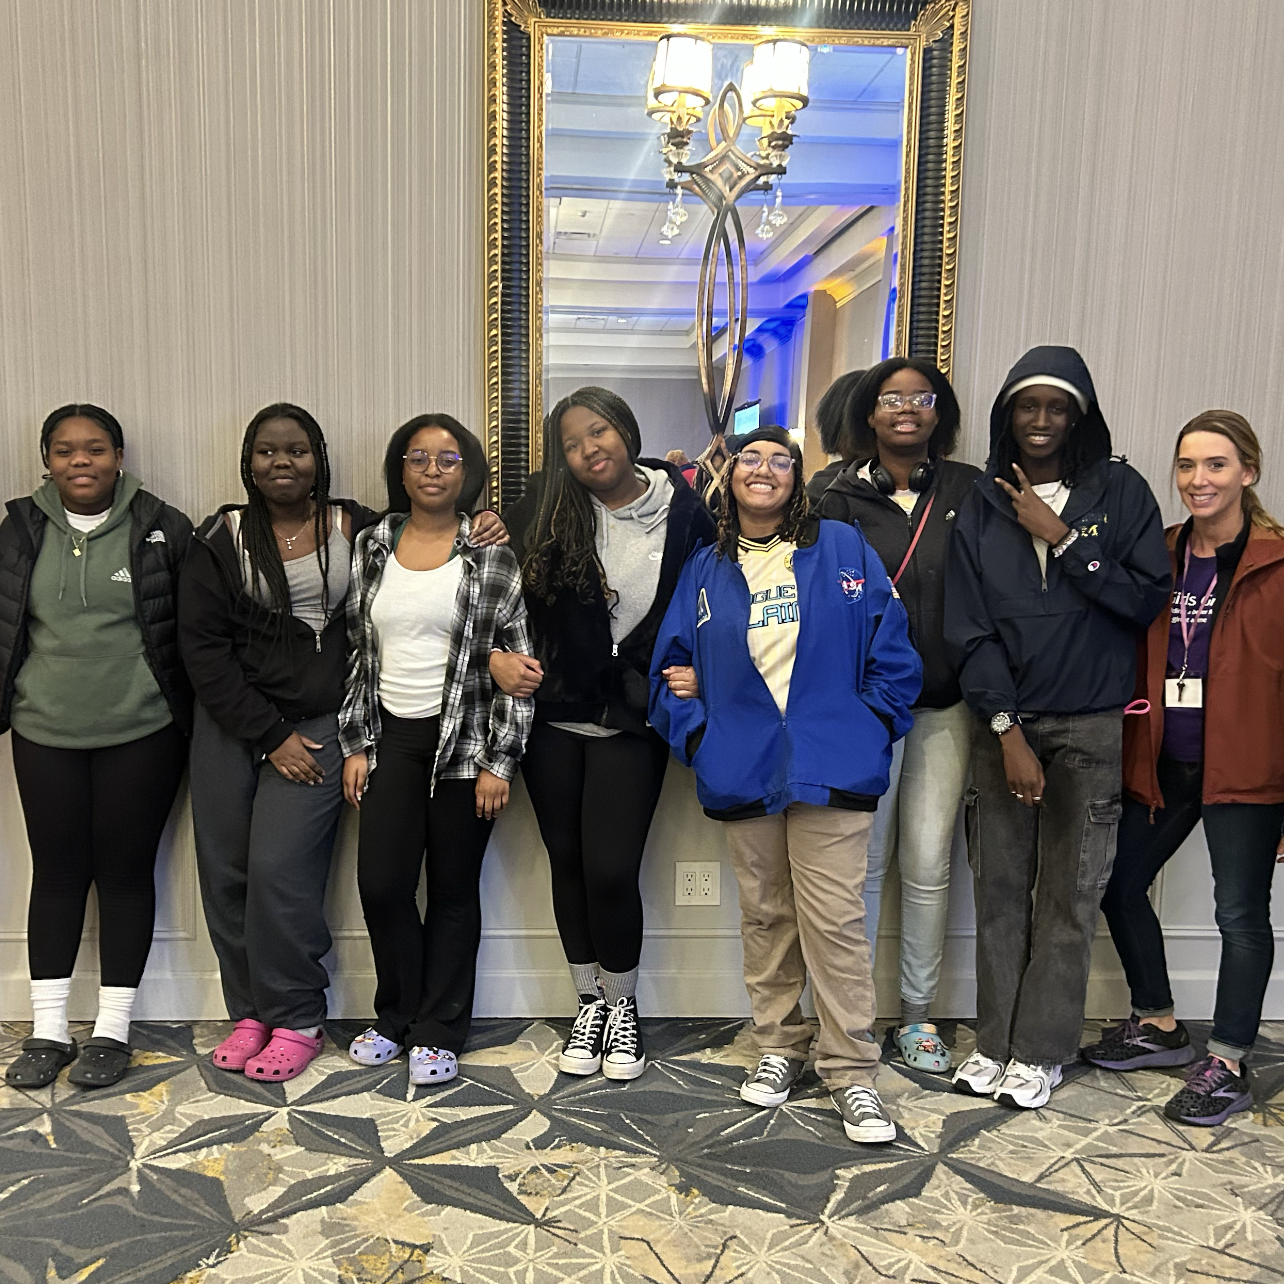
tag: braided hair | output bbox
[238,403,333,624]
[522,386,642,605]
[715,426,809,560]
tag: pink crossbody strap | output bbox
[891,492,936,587]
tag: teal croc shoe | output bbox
[896,1023,952,1074]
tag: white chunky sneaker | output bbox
[831,1084,897,1143]
[994,1059,1063,1109]
[559,997,608,1075]
[740,1053,806,1107]
[952,1050,1006,1097]
[601,996,646,1081]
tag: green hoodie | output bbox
[10,472,172,748]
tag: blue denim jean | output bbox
[1101,753,1283,1062]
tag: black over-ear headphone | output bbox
[870,459,935,495]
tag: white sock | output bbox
[91,986,138,1045]
[31,978,72,1045]
[293,1026,321,1039]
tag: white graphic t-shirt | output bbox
[738,534,800,714]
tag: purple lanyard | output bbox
[1176,543,1217,678]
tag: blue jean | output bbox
[863,701,971,1014]
[1101,753,1283,1062]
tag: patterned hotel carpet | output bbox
[0,1019,1282,1284]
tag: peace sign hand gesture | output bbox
[995,465,1072,546]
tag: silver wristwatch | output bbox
[990,711,1018,736]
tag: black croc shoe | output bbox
[5,1038,78,1089]
[68,1037,133,1089]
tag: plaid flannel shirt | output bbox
[339,513,534,786]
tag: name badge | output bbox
[1164,677,1203,709]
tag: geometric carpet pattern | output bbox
[1,1018,1282,1284]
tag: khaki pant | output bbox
[722,803,879,1089]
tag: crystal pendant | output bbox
[755,201,774,241]
[768,185,788,228]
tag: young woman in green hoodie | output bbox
[0,405,193,1090]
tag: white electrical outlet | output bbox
[675,861,721,905]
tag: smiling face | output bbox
[250,416,317,509]
[403,426,466,515]
[1008,384,1079,465]
[868,367,938,456]
[45,416,124,515]
[1176,430,1255,526]
[731,441,796,527]
[558,404,634,496]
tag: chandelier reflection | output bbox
[645,34,811,493]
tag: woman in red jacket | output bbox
[1082,411,1284,1125]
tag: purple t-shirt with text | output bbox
[1162,553,1217,763]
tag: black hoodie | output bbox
[943,346,1171,720]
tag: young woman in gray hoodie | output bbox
[0,405,192,1090]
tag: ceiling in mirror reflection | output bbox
[543,36,907,378]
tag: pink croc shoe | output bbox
[244,1028,325,1081]
[212,1019,271,1070]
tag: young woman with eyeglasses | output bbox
[1082,411,1284,1125]
[493,386,715,1082]
[815,358,981,1075]
[1,405,192,1091]
[340,417,531,1085]
[652,426,921,1144]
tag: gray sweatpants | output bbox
[189,704,345,1030]
[965,710,1124,1068]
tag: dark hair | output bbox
[815,370,865,457]
[238,403,333,623]
[382,414,489,516]
[523,386,642,604]
[846,358,961,461]
[716,425,809,560]
[994,398,1108,489]
[40,403,125,463]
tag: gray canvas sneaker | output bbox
[740,1053,807,1107]
[831,1083,897,1143]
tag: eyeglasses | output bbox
[735,450,795,476]
[404,450,463,474]
[876,392,937,410]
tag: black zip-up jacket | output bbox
[504,458,717,735]
[0,488,194,735]
[178,499,378,754]
[944,346,1171,720]
[816,456,983,708]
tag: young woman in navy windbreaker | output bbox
[651,426,921,1146]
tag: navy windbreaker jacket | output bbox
[943,346,1171,720]
[649,517,922,819]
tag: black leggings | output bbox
[11,723,187,986]
[521,721,669,974]
[357,711,495,1053]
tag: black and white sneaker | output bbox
[831,1084,897,1143]
[601,996,647,1080]
[740,1053,806,1107]
[559,996,608,1075]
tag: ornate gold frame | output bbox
[484,0,970,506]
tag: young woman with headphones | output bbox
[815,358,981,1074]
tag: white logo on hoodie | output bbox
[110,567,132,583]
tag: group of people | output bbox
[1,342,1279,1144]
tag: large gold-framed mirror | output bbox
[485,0,970,508]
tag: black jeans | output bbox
[966,710,1124,1067]
[12,723,187,986]
[1101,753,1283,1062]
[190,705,346,1029]
[521,721,669,974]
[357,711,494,1053]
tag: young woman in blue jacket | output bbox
[651,426,922,1145]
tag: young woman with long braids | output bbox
[495,386,715,1080]
[1082,412,1284,1125]
[340,415,533,1085]
[944,347,1170,1111]
[1,405,192,1090]
[651,426,921,1143]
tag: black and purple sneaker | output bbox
[1080,1016,1198,1071]
[1163,1055,1253,1127]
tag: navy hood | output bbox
[987,345,1112,468]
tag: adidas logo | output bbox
[110,567,132,583]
